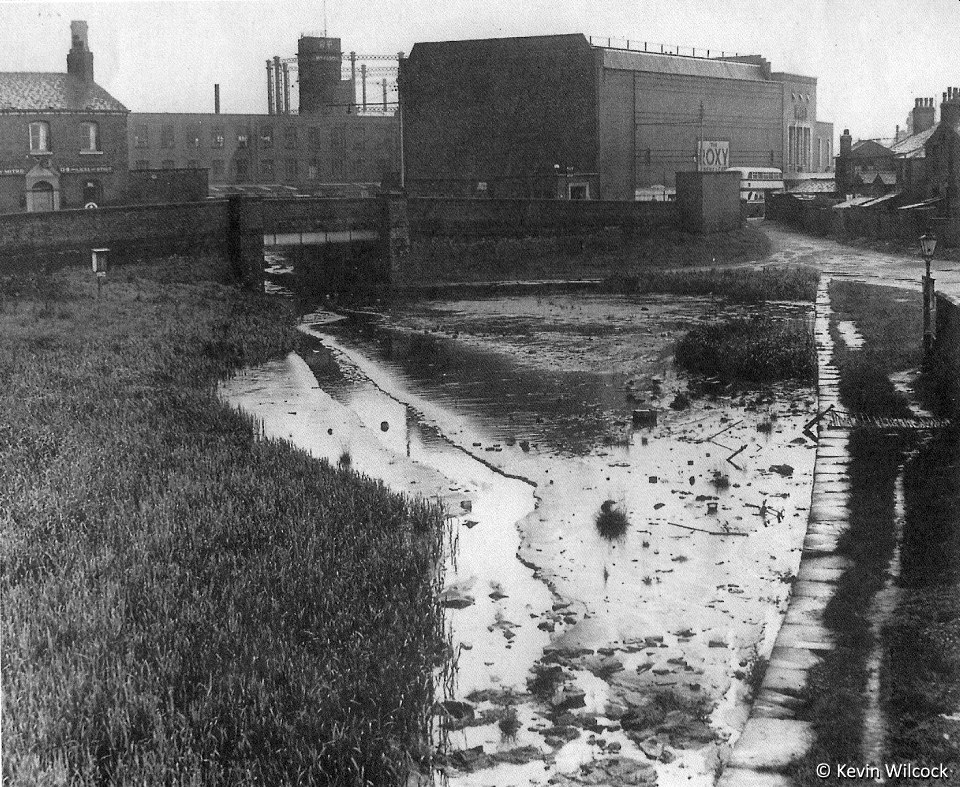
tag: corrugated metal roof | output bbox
[0,73,127,113]
[601,49,767,81]
[833,196,875,208]
[788,179,836,193]
[860,191,901,207]
[897,196,943,210]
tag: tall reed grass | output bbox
[1,257,446,785]
[675,315,816,385]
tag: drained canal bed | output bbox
[221,293,818,786]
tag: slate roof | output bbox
[601,48,767,81]
[890,124,938,159]
[0,73,127,113]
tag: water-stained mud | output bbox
[222,293,817,785]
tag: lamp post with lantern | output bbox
[920,233,938,356]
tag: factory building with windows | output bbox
[399,34,833,199]
[127,35,400,194]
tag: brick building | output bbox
[0,21,129,213]
[126,110,398,191]
[399,34,832,199]
[922,88,960,216]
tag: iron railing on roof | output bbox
[588,35,742,60]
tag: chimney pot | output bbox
[67,20,94,81]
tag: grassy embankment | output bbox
[1,260,446,785]
[790,281,960,784]
[890,427,960,783]
[396,225,771,286]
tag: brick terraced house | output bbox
[0,21,129,213]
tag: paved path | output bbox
[718,223,960,785]
[762,222,960,303]
[717,276,853,786]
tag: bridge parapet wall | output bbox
[0,200,230,274]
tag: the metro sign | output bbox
[697,141,730,172]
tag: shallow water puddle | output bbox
[223,294,817,786]
[835,319,865,349]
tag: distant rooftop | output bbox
[0,72,127,113]
[890,123,939,158]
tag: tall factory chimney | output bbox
[214,84,221,114]
[67,20,94,82]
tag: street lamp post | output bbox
[920,233,938,356]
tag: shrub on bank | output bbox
[675,316,816,385]
[620,265,819,303]
[1,259,445,785]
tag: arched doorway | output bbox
[29,181,56,212]
[24,163,61,212]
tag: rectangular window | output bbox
[259,126,273,149]
[285,159,298,180]
[81,121,100,152]
[211,159,224,177]
[29,121,51,153]
[160,124,175,149]
[309,127,322,151]
[284,126,298,149]
[134,123,149,148]
[260,159,274,180]
[211,126,224,149]
[185,126,201,148]
[236,131,249,149]
[308,163,319,180]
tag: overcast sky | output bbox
[2,0,958,141]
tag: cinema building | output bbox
[400,34,833,199]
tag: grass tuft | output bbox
[595,500,630,540]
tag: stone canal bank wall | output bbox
[931,293,960,418]
[718,279,851,786]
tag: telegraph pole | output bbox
[697,100,705,171]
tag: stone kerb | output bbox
[719,278,848,786]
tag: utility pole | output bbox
[697,100,704,172]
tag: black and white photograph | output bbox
[2,1,959,784]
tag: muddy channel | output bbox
[220,292,818,786]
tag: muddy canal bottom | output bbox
[221,294,817,786]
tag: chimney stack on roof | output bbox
[912,95,937,134]
[941,86,960,128]
[67,20,94,82]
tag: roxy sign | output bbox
[697,141,730,172]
